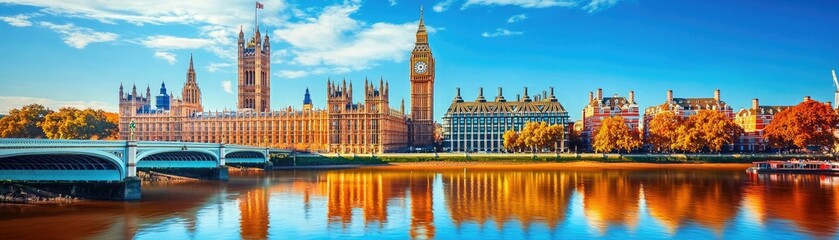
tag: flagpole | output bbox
[254,2,257,37]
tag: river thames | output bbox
[1,167,838,239]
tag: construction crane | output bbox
[834,70,839,108]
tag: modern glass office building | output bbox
[442,87,570,152]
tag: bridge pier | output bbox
[126,140,138,178]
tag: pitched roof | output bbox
[446,100,567,115]
[736,106,791,117]
[645,97,732,114]
[588,96,636,110]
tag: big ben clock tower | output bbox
[410,6,435,148]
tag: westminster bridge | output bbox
[0,138,291,200]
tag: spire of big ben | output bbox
[415,6,428,45]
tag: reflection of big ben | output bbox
[410,6,435,147]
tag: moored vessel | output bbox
[747,160,839,174]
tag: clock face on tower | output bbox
[414,61,427,74]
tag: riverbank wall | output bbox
[272,153,837,166]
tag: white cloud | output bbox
[461,0,622,11]
[2,1,289,60]
[277,70,310,79]
[0,96,117,114]
[274,2,429,74]
[507,14,527,23]
[207,62,232,73]
[221,81,233,93]
[583,0,620,12]
[1,0,287,26]
[0,14,35,27]
[153,51,177,65]
[39,21,118,49]
[389,0,397,6]
[463,0,576,9]
[433,0,456,12]
[141,35,215,49]
[481,28,523,37]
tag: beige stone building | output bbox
[117,9,432,153]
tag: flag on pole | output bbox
[256,1,264,9]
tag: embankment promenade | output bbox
[273,152,836,167]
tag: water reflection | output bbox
[443,171,574,230]
[744,174,839,238]
[1,168,838,239]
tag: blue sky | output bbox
[0,0,837,121]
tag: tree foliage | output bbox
[673,110,742,153]
[503,122,565,153]
[0,104,119,140]
[0,104,53,138]
[592,116,641,153]
[764,100,839,150]
[41,107,119,140]
[647,111,682,152]
[503,130,521,152]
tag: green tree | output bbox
[0,104,53,138]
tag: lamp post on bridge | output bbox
[129,119,136,141]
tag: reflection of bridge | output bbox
[0,138,291,200]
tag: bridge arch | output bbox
[0,150,126,181]
[136,149,219,168]
[224,149,267,164]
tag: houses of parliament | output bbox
[118,9,435,153]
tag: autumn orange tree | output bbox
[764,99,839,150]
[673,110,742,153]
[592,116,642,153]
[647,111,682,152]
[0,104,53,138]
[41,107,119,140]
[503,130,521,152]
[504,121,565,153]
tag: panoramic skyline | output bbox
[1,0,838,121]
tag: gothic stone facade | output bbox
[118,10,430,154]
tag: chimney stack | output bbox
[495,87,506,102]
[714,89,721,102]
[667,90,673,102]
[588,92,593,102]
[597,88,603,100]
[752,98,759,110]
[804,96,811,102]
[629,91,635,103]
[516,94,521,102]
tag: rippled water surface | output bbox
[1,168,838,239]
